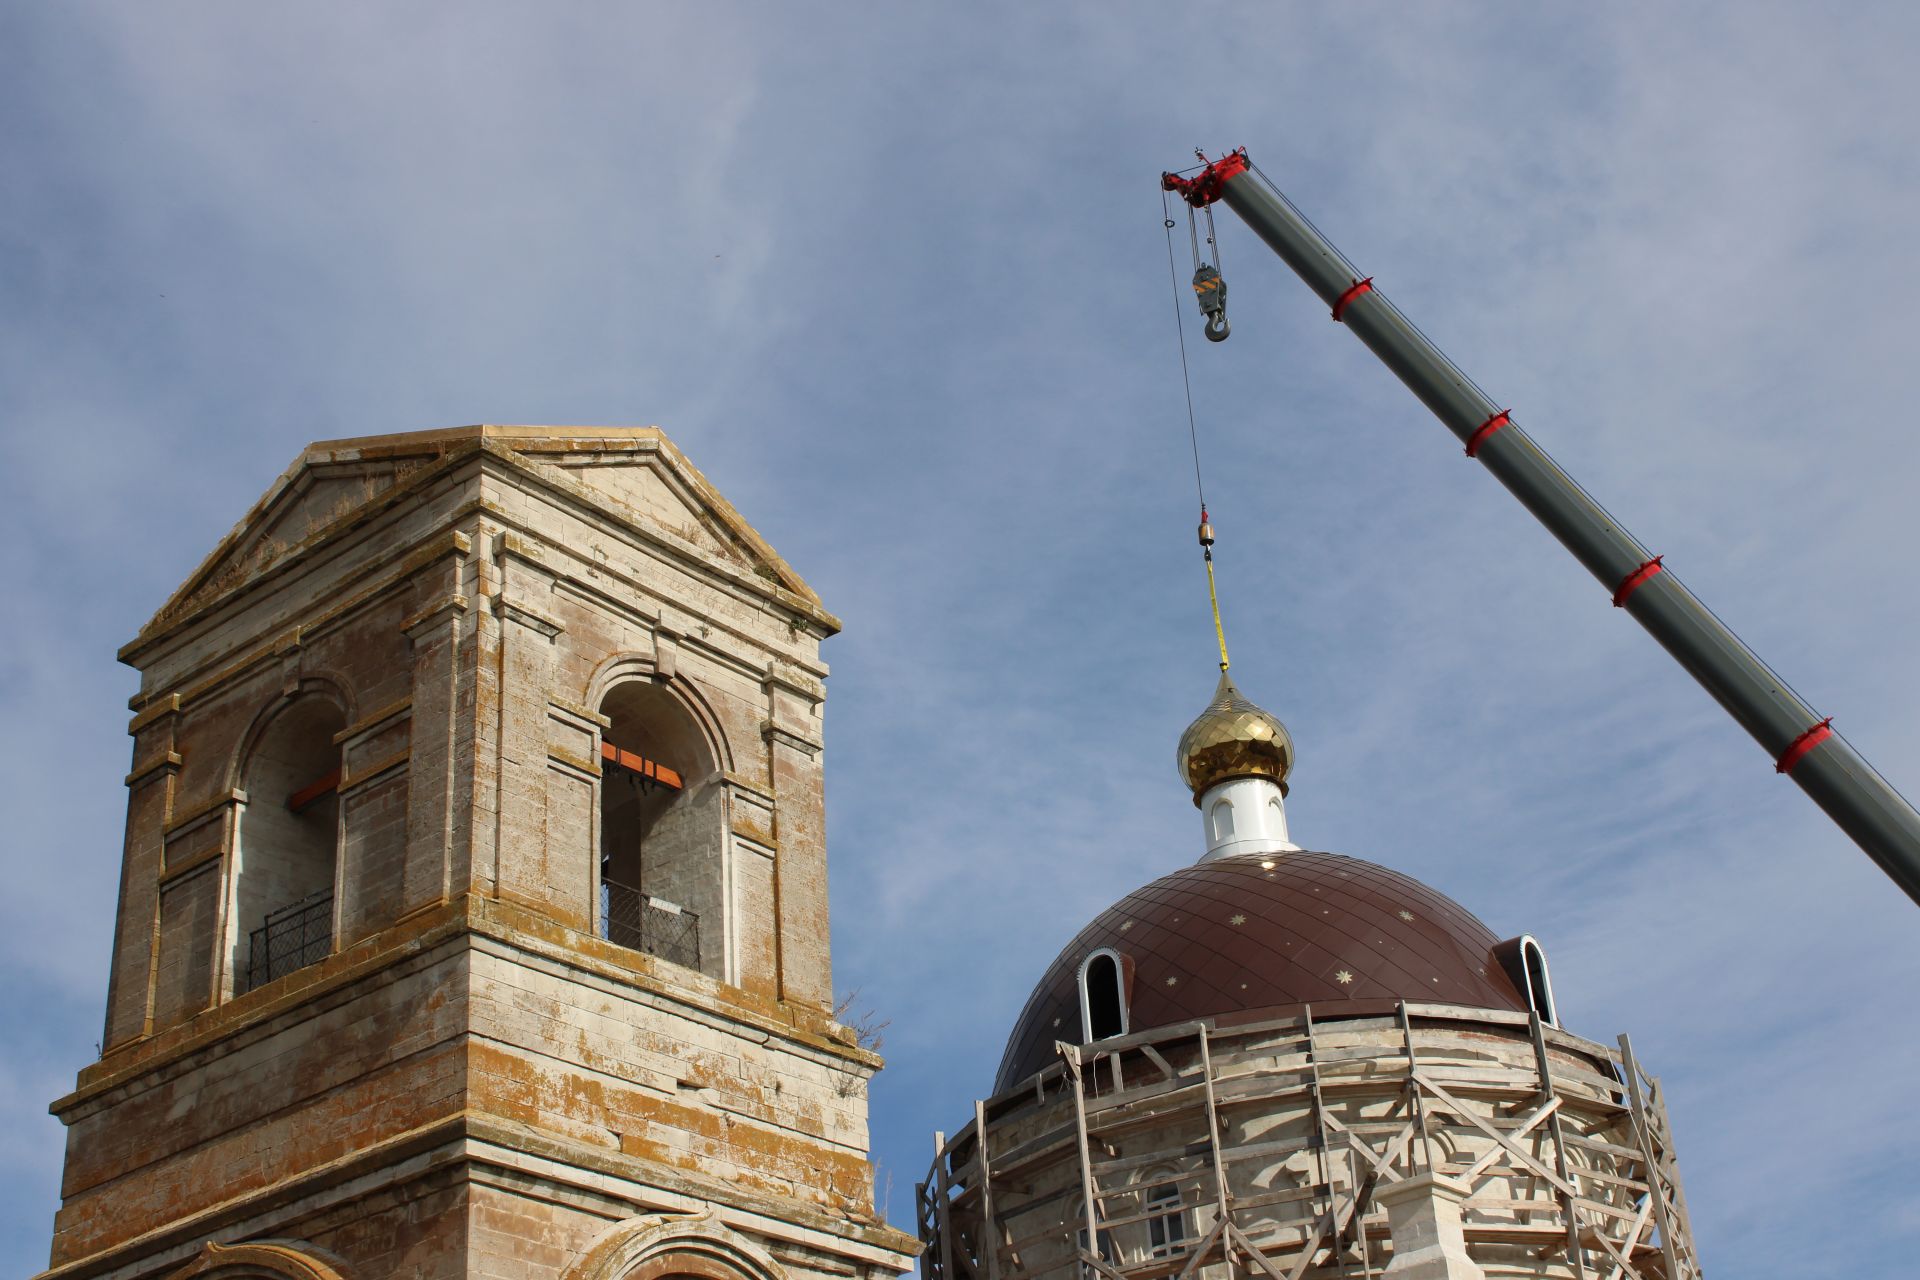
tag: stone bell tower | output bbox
[41,427,916,1280]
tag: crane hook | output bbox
[1192,264,1230,342]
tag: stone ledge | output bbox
[466,897,880,1071]
[460,1115,920,1264]
[55,914,472,1118]
[34,1110,471,1280]
[57,893,881,1119]
[129,521,483,712]
[34,1110,919,1280]
[127,443,481,666]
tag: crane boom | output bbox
[1165,148,1920,907]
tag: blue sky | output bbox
[5,5,1920,1277]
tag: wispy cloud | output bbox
[4,4,1918,1277]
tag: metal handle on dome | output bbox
[1204,157,1920,906]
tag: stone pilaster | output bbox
[762,666,829,1009]
[398,532,471,917]
[492,539,571,922]
[1378,1174,1487,1280]
[102,696,181,1049]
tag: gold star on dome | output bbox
[1398,910,1415,922]
[1119,921,1134,932]
[1165,975,1179,986]
[1230,914,1247,926]
[1335,970,1354,985]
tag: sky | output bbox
[4,4,1919,1277]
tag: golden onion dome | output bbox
[1177,671,1294,804]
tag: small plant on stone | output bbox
[832,986,890,1053]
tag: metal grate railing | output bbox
[243,888,333,993]
[602,877,700,971]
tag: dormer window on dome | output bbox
[995,852,1539,1091]
[1077,947,1129,1043]
[1494,934,1559,1027]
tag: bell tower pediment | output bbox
[137,426,836,653]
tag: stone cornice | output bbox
[473,444,841,638]
[28,1108,916,1280]
[125,526,476,706]
[160,1240,351,1280]
[125,452,483,665]
[762,722,824,756]
[124,751,183,789]
[55,894,881,1121]
[491,518,825,688]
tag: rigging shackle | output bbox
[1192,264,1230,341]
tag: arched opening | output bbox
[1078,948,1128,1043]
[1072,1198,1118,1280]
[598,681,723,976]
[233,696,345,994]
[160,1238,350,1280]
[1142,1180,1189,1260]
[1520,936,1557,1027]
[1076,1227,1117,1280]
[561,1212,791,1280]
[1494,933,1559,1028]
[1209,798,1234,842]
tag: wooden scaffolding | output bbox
[918,1004,1699,1280]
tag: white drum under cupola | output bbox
[1177,671,1300,860]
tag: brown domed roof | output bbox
[994,850,1528,1091]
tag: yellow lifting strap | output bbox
[1199,507,1230,672]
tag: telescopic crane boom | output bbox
[1164,148,1920,907]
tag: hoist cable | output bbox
[1161,188,1208,512]
[1162,188,1231,672]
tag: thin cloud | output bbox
[3,6,1918,1279]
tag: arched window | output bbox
[1076,1226,1117,1280]
[1143,1181,1189,1259]
[160,1238,349,1280]
[233,696,345,994]
[1494,933,1559,1028]
[598,681,722,976]
[1072,1196,1118,1280]
[561,1209,791,1280]
[1209,798,1234,842]
[1519,936,1557,1027]
[1077,948,1128,1043]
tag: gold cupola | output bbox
[1177,671,1295,804]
